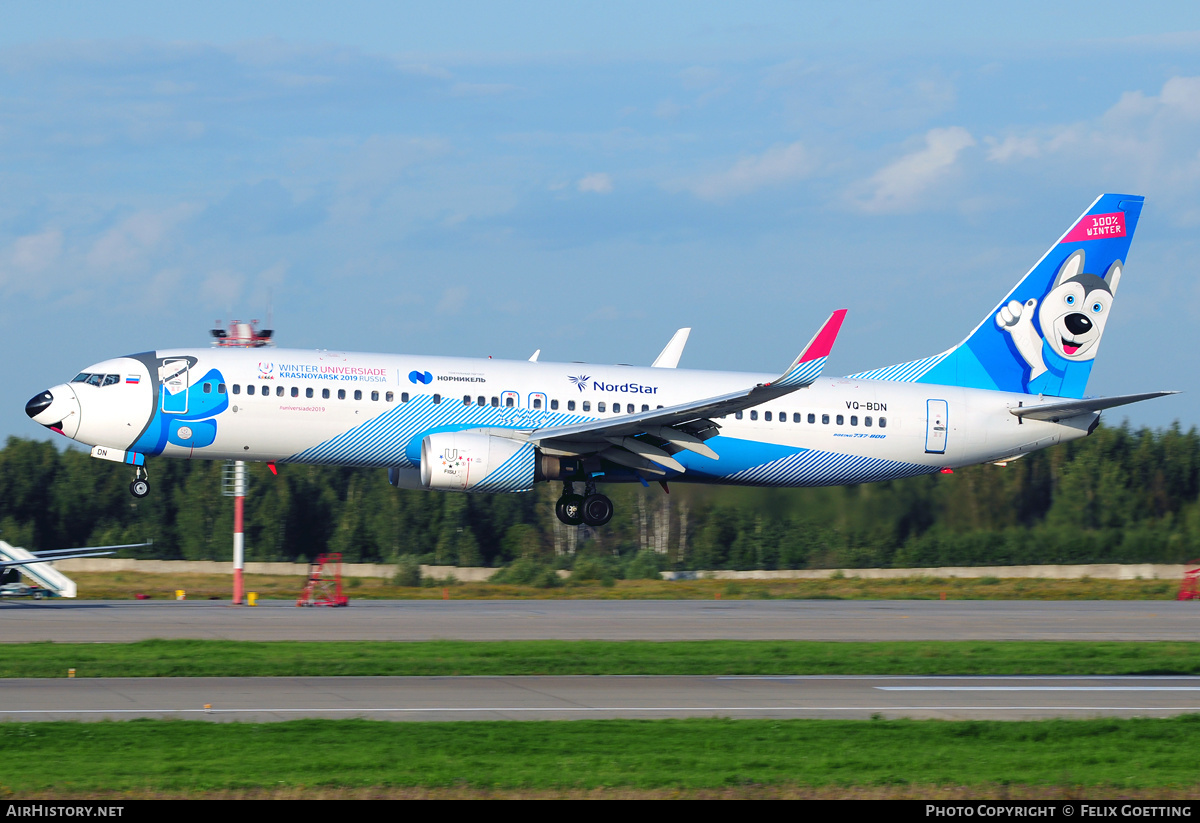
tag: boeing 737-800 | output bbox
[25,194,1173,527]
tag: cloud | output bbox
[681,141,813,201]
[577,173,613,194]
[978,76,1200,211]
[853,126,975,213]
[10,229,63,272]
[436,286,469,314]
[984,135,1041,162]
[86,205,197,271]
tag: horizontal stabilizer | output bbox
[1010,391,1178,421]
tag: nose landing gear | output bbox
[129,466,149,499]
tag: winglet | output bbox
[651,328,691,368]
[773,309,847,387]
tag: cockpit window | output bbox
[72,373,121,387]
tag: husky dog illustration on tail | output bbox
[995,250,1121,397]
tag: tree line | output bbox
[1,421,1198,569]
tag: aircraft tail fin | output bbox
[849,194,1144,398]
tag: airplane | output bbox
[25,193,1174,528]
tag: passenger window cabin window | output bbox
[306,388,314,399]
[808,413,816,424]
[865,416,872,427]
[583,401,591,412]
[750,410,758,420]
[478,396,485,406]
[533,398,542,409]
[551,399,559,410]
[567,400,575,411]
[354,390,362,401]
[850,415,858,426]
[338,389,346,400]
[657,405,663,409]
[735,411,743,420]
[322,389,330,399]
[371,391,379,401]
[291,387,299,398]
[246,385,255,396]
[764,411,772,422]
[821,414,829,424]
[641,404,649,412]
[432,393,440,404]
[836,414,844,425]
[505,396,514,408]
[386,392,394,402]
[778,411,785,421]
[464,395,472,405]
[793,413,801,423]
[203,383,212,394]
[218,383,226,394]
[232,384,241,395]
[402,392,409,402]
[276,386,284,397]
[879,417,887,428]
[598,402,607,413]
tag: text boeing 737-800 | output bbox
[25,194,1175,527]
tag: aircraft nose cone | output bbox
[25,391,53,419]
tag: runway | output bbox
[2,675,1198,722]
[0,599,1196,642]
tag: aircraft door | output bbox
[160,360,189,414]
[925,399,948,454]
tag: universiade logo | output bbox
[408,370,433,385]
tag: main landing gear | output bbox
[129,466,149,499]
[555,480,613,527]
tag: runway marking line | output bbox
[877,686,1200,691]
[0,706,1194,716]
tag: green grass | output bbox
[3,717,1200,795]
[66,571,1185,600]
[8,639,1200,678]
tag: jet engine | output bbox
[419,432,536,493]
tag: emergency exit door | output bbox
[925,399,948,454]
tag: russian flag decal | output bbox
[126,375,141,384]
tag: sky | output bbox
[3,1,1200,442]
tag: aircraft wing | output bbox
[1009,391,1178,421]
[521,310,846,472]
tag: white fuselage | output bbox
[31,346,1094,488]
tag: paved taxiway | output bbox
[2,675,1198,722]
[0,599,1197,642]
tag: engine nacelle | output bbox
[387,467,425,489]
[420,432,536,492]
